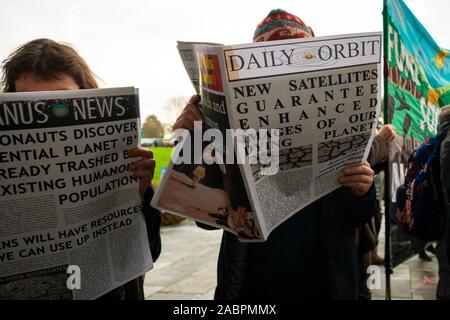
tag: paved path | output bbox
[144,220,221,300]
[144,220,439,300]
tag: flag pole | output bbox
[382,0,393,301]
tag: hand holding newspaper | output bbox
[152,32,382,242]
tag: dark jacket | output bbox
[212,186,375,300]
[436,114,450,299]
[439,117,450,263]
[98,188,161,300]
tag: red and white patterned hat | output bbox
[253,9,315,43]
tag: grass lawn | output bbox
[145,146,173,186]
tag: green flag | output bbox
[384,0,450,266]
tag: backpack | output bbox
[396,130,448,242]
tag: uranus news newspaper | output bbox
[152,32,382,242]
[0,87,153,299]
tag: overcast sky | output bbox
[1,0,450,124]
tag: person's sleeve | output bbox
[335,184,376,229]
[142,188,162,262]
[368,135,388,167]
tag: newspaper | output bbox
[152,32,382,242]
[0,87,153,299]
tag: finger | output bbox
[173,105,203,130]
[130,159,156,171]
[339,174,373,184]
[343,163,370,173]
[173,118,194,131]
[128,148,153,159]
[186,104,204,121]
[343,167,374,178]
[189,95,201,104]
[343,164,373,176]
[387,125,396,135]
[181,108,200,123]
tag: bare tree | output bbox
[163,96,189,129]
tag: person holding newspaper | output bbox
[174,9,376,300]
[1,38,161,300]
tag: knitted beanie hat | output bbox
[253,9,315,43]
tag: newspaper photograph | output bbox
[177,41,223,94]
[153,32,382,242]
[0,87,153,299]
